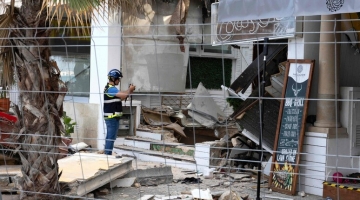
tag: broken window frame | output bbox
[189,44,236,59]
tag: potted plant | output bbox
[61,111,77,146]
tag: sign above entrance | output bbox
[218,0,360,23]
[211,3,300,45]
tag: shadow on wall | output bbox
[63,102,99,149]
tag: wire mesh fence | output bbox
[0,1,360,200]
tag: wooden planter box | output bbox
[323,182,360,200]
[0,98,10,111]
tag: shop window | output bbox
[49,20,91,98]
[51,54,90,97]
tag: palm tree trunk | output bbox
[8,1,67,199]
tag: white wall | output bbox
[63,102,99,148]
[84,1,252,149]
[288,15,321,116]
[326,137,360,179]
[90,6,123,149]
[120,1,200,93]
[299,132,327,196]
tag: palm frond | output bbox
[41,0,147,37]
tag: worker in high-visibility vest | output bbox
[103,69,135,155]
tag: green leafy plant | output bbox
[0,90,6,98]
[0,87,8,98]
[186,57,232,89]
[227,97,244,112]
[62,111,77,138]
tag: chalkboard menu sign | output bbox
[269,59,314,195]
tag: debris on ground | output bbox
[218,190,242,200]
[181,177,202,184]
[97,188,109,195]
[70,142,90,152]
[299,191,306,197]
[191,188,213,200]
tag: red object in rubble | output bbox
[0,111,17,123]
[0,111,17,149]
[333,172,344,183]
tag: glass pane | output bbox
[203,45,232,54]
[51,54,90,97]
[189,44,198,52]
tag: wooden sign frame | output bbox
[269,59,315,195]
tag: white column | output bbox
[90,7,122,149]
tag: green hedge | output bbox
[186,57,232,89]
[226,97,244,112]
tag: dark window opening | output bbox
[186,57,232,89]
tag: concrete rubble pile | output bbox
[137,82,272,174]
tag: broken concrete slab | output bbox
[138,195,154,200]
[123,166,173,186]
[187,110,217,128]
[154,195,193,200]
[135,126,180,143]
[142,106,173,126]
[114,145,197,171]
[164,123,186,138]
[110,177,136,188]
[59,153,133,196]
[152,144,195,156]
[188,82,226,128]
[136,130,162,140]
[172,110,202,128]
[1,155,133,197]
[229,173,251,180]
[123,138,151,150]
